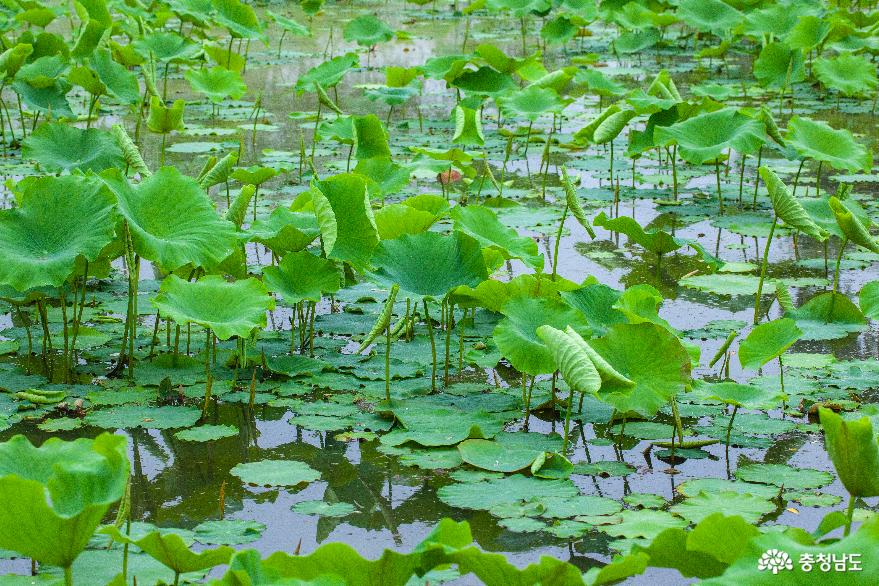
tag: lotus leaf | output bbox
[343,15,393,47]
[786,116,872,172]
[263,251,340,305]
[0,433,128,569]
[231,459,321,487]
[22,122,123,173]
[152,275,273,340]
[371,231,488,299]
[185,66,247,103]
[0,175,115,292]
[101,167,239,270]
[814,53,878,97]
[654,108,765,164]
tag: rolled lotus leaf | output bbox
[536,325,601,395]
[829,196,879,252]
[574,104,620,144]
[561,166,595,239]
[592,109,637,145]
[564,326,634,387]
[758,166,826,240]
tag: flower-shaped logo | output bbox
[758,549,793,574]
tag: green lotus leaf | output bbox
[374,203,437,240]
[85,405,202,430]
[382,404,504,447]
[828,196,879,252]
[102,525,234,577]
[12,55,73,117]
[701,515,879,585]
[100,167,239,270]
[560,283,627,336]
[653,108,765,164]
[146,96,185,134]
[452,273,578,313]
[0,433,128,569]
[438,473,578,511]
[151,274,274,340]
[786,116,871,172]
[352,114,391,160]
[174,424,239,442]
[757,166,826,240]
[536,325,601,395]
[457,431,563,473]
[690,380,783,410]
[193,519,266,545]
[355,159,410,201]
[268,11,310,36]
[493,295,590,375]
[291,500,357,518]
[786,291,866,341]
[263,251,341,305]
[344,15,393,47]
[801,195,870,241]
[90,48,140,104]
[295,52,359,93]
[311,173,380,267]
[452,104,485,146]
[600,509,687,540]
[626,513,758,579]
[753,41,805,89]
[371,231,488,299]
[212,0,265,40]
[247,207,320,255]
[784,14,830,50]
[68,65,106,96]
[670,491,774,524]
[738,318,801,370]
[677,0,742,34]
[23,122,123,174]
[451,66,517,96]
[573,104,620,144]
[185,65,247,103]
[0,175,115,292]
[541,14,578,45]
[614,28,660,54]
[0,43,33,78]
[561,166,596,238]
[735,463,833,490]
[451,205,543,269]
[814,53,878,98]
[231,459,321,487]
[593,211,680,256]
[819,408,879,498]
[133,31,201,63]
[861,281,879,320]
[588,323,692,417]
[593,109,637,144]
[498,85,564,122]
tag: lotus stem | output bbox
[844,494,856,536]
[815,161,823,196]
[562,378,574,453]
[833,238,847,293]
[522,121,533,182]
[444,301,453,387]
[725,405,738,452]
[753,216,778,324]
[671,145,678,200]
[385,320,391,402]
[791,159,805,197]
[551,204,569,279]
[59,284,69,382]
[458,308,466,371]
[203,328,212,415]
[752,145,763,208]
[310,98,322,164]
[609,140,614,185]
[423,300,436,392]
[64,565,72,586]
[714,159,724,213]
[738,154,746,204]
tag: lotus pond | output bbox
[0,0,879,584]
